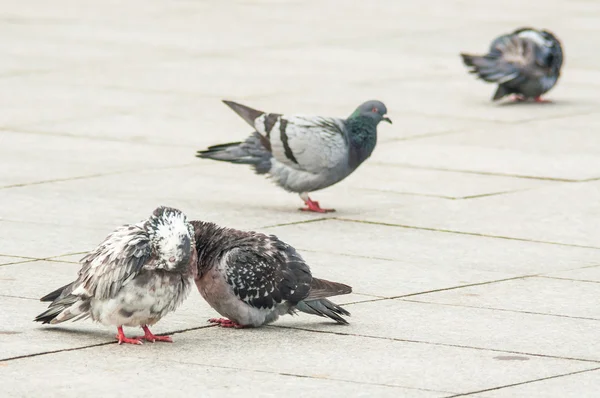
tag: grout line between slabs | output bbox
[3,126,227,150]
[272,325,600,365]
[369,162,598,183]
[258,217,333,229]
[339,275,539,306]
[399,298,600,322]
[0,324,215,363]
[0,294,39,301]
[444,366,600,397]
[0,162,199,190]
[157,357,454,395]
[334,218,600,250]
[0,259,41,267]
[536,275,600,285]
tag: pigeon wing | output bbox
[76,223,153,300]
[221,237,312,310]
[256,114,348,173]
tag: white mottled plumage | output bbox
[35,206,197,345]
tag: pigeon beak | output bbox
[382,116,392,124]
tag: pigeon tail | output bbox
[307,277,352,300]
[296,298,350,325]
[196,132,272,174]
[40,282,71,302]
[35,285,90,325]
[461,53,515,83]
[461,53,521,101]
[222,100,265,128]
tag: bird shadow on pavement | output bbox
[37,326,113,341]
[497,99,571,107]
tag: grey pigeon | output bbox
[34,206,197,345]
[461,27,563,102]
[196,100,391,213]
[191,220,352,328]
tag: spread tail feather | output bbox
[307,277,352,300]
[222,100,265,128]
[35,284,90,325]
[196,132,272,174]
[40,282,71,302]
[461,53,510,82]
[296,298,350,325]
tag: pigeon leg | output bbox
[134,325,173,343]
[511,94,526,102]
[534,96,552,103]
[208,318,247,329]
[298,193,335,213]
[116,326,143,345]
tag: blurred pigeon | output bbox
[460,27,563,102]
[34,207,197,345]
[196,100,391,213]
[191,220,351,328]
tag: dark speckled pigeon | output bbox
[191,220,351,328]
[461,27,563,102]
[34,207,197,345]
[196,100,391,213]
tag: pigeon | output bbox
[34,206,197,345]
[191,220,352,328]
[196,100,391,213]
[460,27,563,102]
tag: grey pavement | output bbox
[1,0,600,397]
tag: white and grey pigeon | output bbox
[34,206,197,345]
[191,220,352,328]
[196,100,391,213]
[460,27,563,102]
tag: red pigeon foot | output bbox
[208,318,246,328]
[116,326,143,345]
[134,325,173,343]
[300,197,335,213]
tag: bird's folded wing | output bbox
[76,223,153,300]
[222,240,312,309]
[263,115,348,173]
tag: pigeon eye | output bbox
[371,107,378,113]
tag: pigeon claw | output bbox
[134,325,173,343]
[534,96,552,103]
[208,318,247,329]
[510,94,527,102]
[116,326,143,345]
[300,198,335,213]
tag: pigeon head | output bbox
[146,206,194,272]
[349,100,391,124]
[515,27,563,72]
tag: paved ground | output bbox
[1,0,600,397]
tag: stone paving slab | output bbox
[264,220,600,274]
[3,326,593,397]
[349,181,600,248]
[543,265,600,283]
[0,347,444,398]
[2,0,600,396]
[275,299,600,362]
[474,368,600,398]
[405,276,600,320]
[0,256,35,266]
